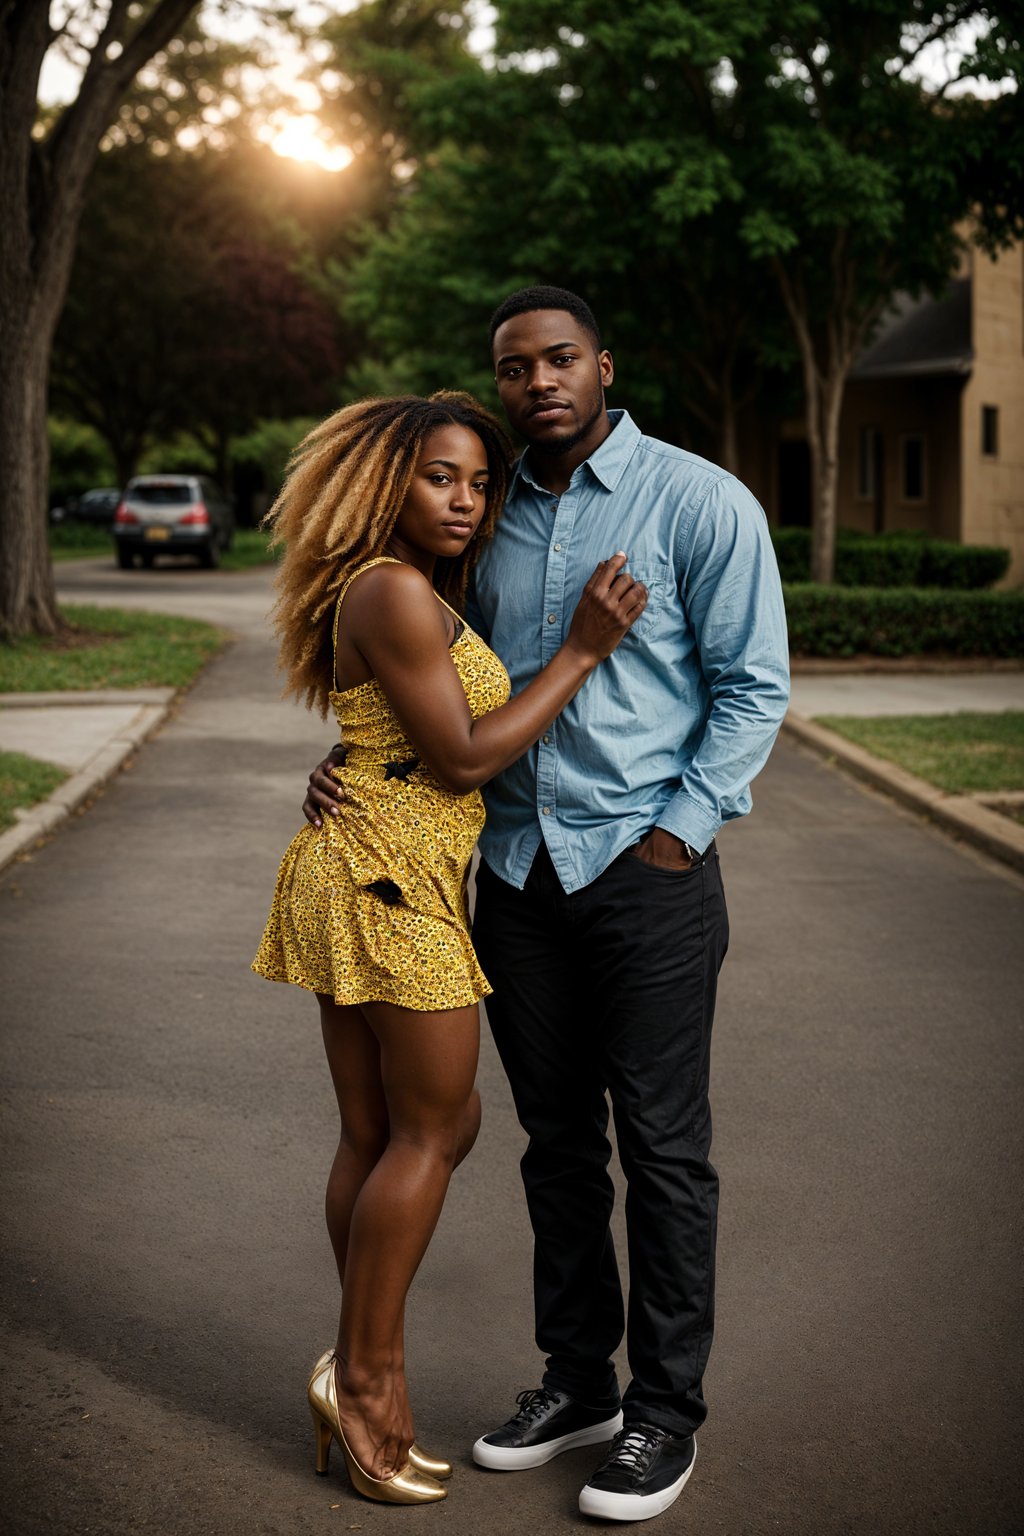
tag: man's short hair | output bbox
[489,285,602,349]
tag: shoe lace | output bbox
[595,1424,664,1481]
[510,1387,562,1426]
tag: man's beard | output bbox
[528,393,605,457]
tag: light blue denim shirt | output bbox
[467,409,790,894]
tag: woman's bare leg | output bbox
[317,997,390,1286]
[318,995,481,1285]
[319,995,480,1479]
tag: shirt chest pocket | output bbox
[621,562,674,642]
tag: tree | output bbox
[183,228,342,485]
[314,0,478,220]
[1,0,201,638]
[344,0,1023,579]
[52,141,342,486]
[735,0,1024,580]
[341,4,796,460]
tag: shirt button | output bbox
[553,543,562,551]
[547,613,556,624]
[543,734,551,745]
[542,806,551,815]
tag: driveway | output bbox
[1,557,1021,1534]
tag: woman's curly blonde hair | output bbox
[264,391,514,716]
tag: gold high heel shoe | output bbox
[408,1443,453,1480]
[307,1350,447,1504]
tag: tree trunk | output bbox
[0,292,63,638]
[810,369,845,585]
[0,0,202,638]
[772,257,875,585]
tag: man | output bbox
[304,286,789,1521]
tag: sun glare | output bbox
[259,114,353,173]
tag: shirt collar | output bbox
[510,409,641,495]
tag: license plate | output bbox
[144,527,171,541]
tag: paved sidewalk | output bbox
[3,666,1021,876]
[790,671,1024,717]
[0,689,175,770]
[0,688,175,870]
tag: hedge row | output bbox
[772,529,1010,590]
[783,585,1024,658]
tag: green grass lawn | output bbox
[816,711,1024,795]
[0,605,225,692]
[0,750,68,832]
[219,528,277,570]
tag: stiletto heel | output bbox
[312,1410,333,1475]
[306,1350,447,1505]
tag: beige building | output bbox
[748,240,1024,585]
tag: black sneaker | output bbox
[472,1386,623,1470]
[578,1424,696,1521]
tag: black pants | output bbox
[473,841,729,1437]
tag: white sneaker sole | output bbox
[472,1411,624,1471]
[577,1439,696,1521]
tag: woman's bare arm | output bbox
[325,555,645,798]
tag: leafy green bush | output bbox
[784,585,1024,657]
[231,418,319,499]
[838,536,924,587]
[771,529,1010,589]
[771,528,816,583]
[48,523,111,551]
[918,540,1010,589]
[138,433,217,476]
[48,418,116,504]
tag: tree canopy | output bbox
[342,0,1024,578]
[4,0,1022,639]
[53,141,343,487]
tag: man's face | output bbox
[492,309,614,455]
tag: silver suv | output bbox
[113,475,234,569]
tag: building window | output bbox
[982,405,999,457]
[857,427,879,499]
[900,434,926,502]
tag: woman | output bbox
[252,392,646,1505]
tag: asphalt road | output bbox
[2,557,1022,1535]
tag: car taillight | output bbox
[178,503,209,525]
[114,502,138,524]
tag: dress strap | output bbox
[331,557,402,677]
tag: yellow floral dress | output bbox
[252,558,511,1011]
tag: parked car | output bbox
[50,486,121,529]
[113,475,234,569]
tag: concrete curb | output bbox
[0,688,175,708]
[0,694,175,874]
[783,713,1024,876]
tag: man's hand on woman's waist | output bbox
[303,745,346,828]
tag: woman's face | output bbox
[388,424,490,568]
